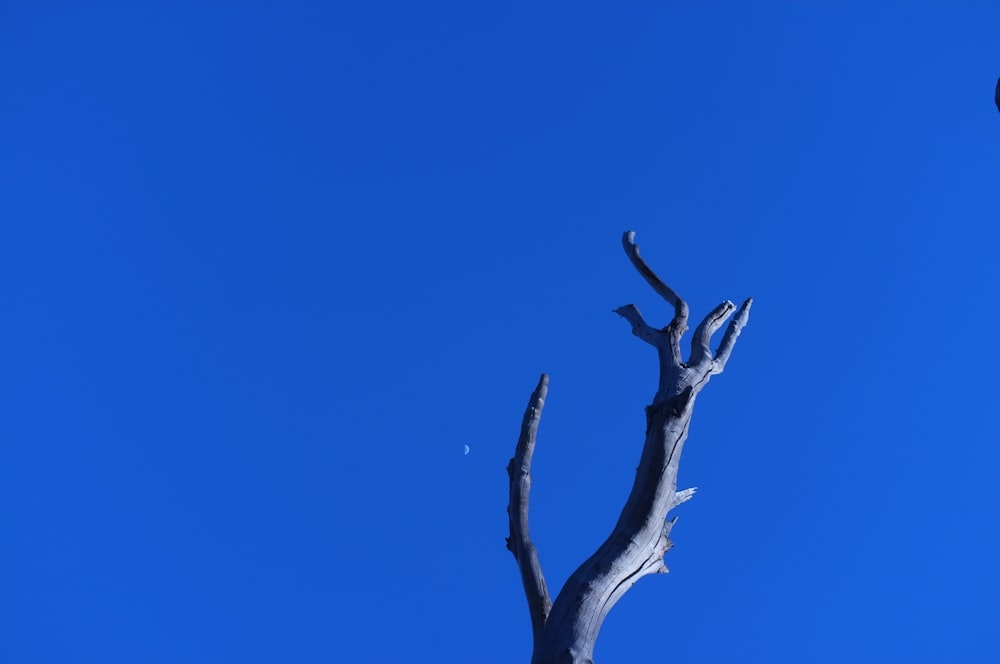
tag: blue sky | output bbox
[2,3,999,663]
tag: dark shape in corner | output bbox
[996,77,1000,113]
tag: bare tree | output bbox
[506,231,752,664]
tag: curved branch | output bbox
[621,230,689,334]
[507,374,553,645]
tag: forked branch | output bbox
[508,232,752,664]
[690,300,736,367]
[618,231,753,377]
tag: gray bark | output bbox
[507,231,752,664]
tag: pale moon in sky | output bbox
[463,445,470,455]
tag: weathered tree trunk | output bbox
[507,231,752,664]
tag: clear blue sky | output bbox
[2,3,999,663]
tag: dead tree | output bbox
[506,231,752,664]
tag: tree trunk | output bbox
[506,231,752,664]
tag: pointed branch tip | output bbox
[671,487,698,509]
[507,375,553,640]
[712,297,752,372]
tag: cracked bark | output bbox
[506,231,752,664]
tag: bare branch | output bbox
[670,487,697,509]
[510,233,753,664]
[664,514,679,536]
[621,230,690,334]
[690,301,736,367]
[506,373,552,644]
[712,297,753,373]
[613,304,664,347]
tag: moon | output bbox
[463,445,470,455]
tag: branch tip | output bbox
[508,375,553,641]
[671,487,697,509]
[712,296,752,372]
[691,300,736,366]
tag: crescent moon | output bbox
[463,445,470,455]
